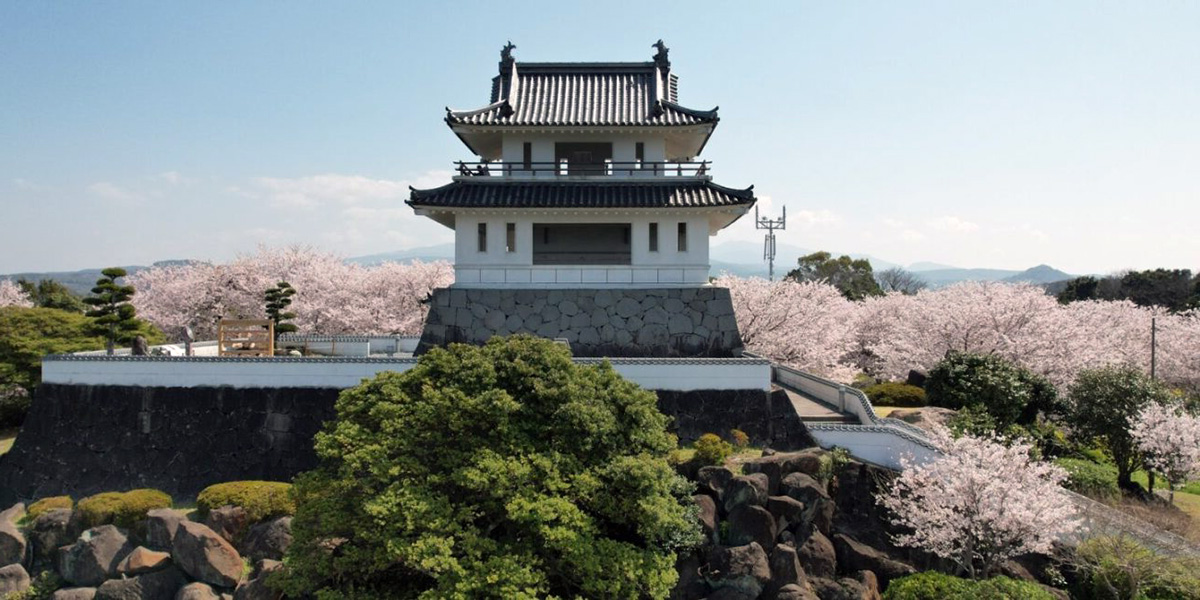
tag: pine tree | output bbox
[83,267,139,355]
[264,281,298,339]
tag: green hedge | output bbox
[1055,458,1119,499]
[196,481,295,523]
[77,489,172,529]
[26,496,73,521]
[863,382,927,407]
[883,572,1055,600]
[692,433,732,467]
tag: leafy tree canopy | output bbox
[17,278,86,313]
[1057,269,1199,312]
[279,335,700,599]
[926,352,1058,432]
[264,281,298,339]
[0,306,105,391]
[1067,365,1174,489]
[786,251,883,301]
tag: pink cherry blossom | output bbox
[0,280,32,308]
[1131,402,1200,503]
[877,426,1079,579]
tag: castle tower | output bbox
[410,42,756,357]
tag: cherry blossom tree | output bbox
[878,426,1079,579]
[1131,402,1200,504]
[129,246,452,339]
[0,280,32,308]
[715,275,858,380]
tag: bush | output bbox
[26,495,73,521]
[196,481,295,523]
[883,572,1055,600]
[694,433,733,466]
[1074,535,1200,600]
[1055,458,1119,499]
[278,335,700,598]
[77,489,172,529]
[730,429,750,450]
[926,352,1058,432]
[863,382,927,407]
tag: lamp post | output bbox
[755,205,786,281]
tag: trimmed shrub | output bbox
[26,496,73,521]
[883,572,1055,600]
[196,481,295,523]
[1075,535,1200,600]
[77,489,172,529]
[1055,458,1119,499]
[693,433,733,466]
[863,382,927,407]
[926,352,1058,431]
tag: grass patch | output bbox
[0,428,16,455]
[874,406,900,418]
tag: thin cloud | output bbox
[250,171,452,209]
[928,216,980,233]
[87,182,145,205]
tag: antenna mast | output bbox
[755,205,787,281]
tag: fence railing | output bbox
[454,160,710,178]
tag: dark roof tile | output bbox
[407,180,754,209]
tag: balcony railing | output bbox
[454,160,710,178]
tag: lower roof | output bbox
[406,180,755,210]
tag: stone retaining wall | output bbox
[416,287,744,357]
[0,383,810,505]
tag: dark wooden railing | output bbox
[455,160,710,178]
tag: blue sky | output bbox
[2,2,1197,274]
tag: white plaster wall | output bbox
[807,427,941,470]
[454,212,711,286]
[500,132,667,170]
[42,358,771,392]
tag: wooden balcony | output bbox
[454,160,711,179]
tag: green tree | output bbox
[83,268,139,355]
[0,307,106,426]
[1066,365,1174,490]
[1057,276,1100,304]
[279,335,700,599]
[786,251,884,301]
[263,281,297,339]
[926,352,1058,432]
[17,278,86,312]
[1120,269,1195,312]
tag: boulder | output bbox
[0,503,25,524]
[705,543,771,598]
[722,476,768,514]
[204,506,249,546]
[59,525,135,587]
[0,520,27,567]
[693,496,718,546]
[797,530,836,579]
[780,473,833,535]
[172,521,244,588]
[116,546,172,576]
[52,589,98,600]
[238,517,292,563]
[94,565,186,600]
[810,576,878,600]
[742,450,826,494]
[233,559,283,600]
[671,551,709,600]
[766,496,805,531]
[767,544,807,598]
[145,510,188,552]
[29,508,81,567]
[176,582,223,600]
[831,534,914,589]
[773,583,820,600]
[853,570,881,600]
[696,466,735,498]
[705,587,755,600]
[0,564,31,595]
[726,506,777,550]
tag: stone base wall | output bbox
[417,287,743,357]
[0,383,811,504]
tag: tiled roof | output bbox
[446,63,718,127]
[407,180,754,209]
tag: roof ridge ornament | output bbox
[499,41,516,74]
[652,39,670,69]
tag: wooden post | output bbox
[217,319,275,357]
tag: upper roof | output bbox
[446,41,719,130]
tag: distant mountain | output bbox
[1002,264,1073,284]
[911,268,1022,287]
[345,243,455,266]
[0,262,194,295]
[907,261,959,272]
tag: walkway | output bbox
[778,385,858,424]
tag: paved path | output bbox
[779,386,858,423]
